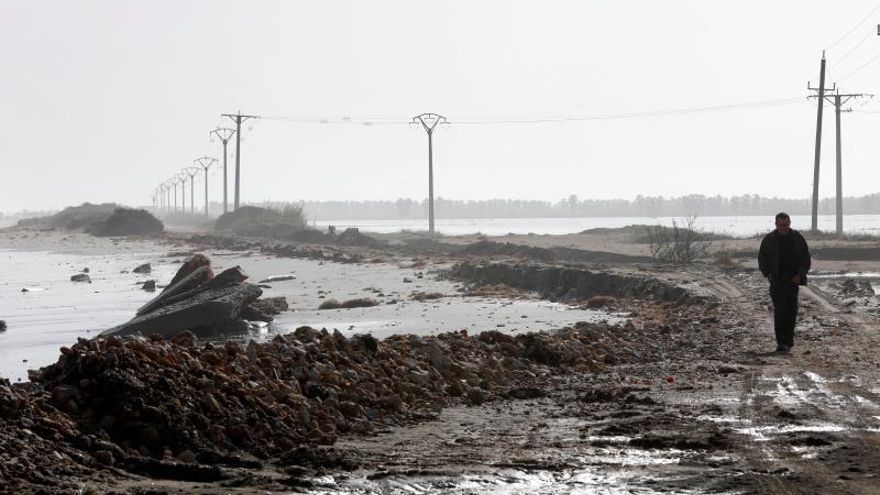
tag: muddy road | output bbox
[291,267,880,494]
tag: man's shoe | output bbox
[776,345,792,354]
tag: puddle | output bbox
[810,272,880,295]
[735,424,847,442]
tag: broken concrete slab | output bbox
[102,282,262,338]
[102,255,275,339]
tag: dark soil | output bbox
[89,208,163,237]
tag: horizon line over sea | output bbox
[313,214,880,238]
[3,214,878,238]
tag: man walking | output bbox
[758,213,811,354]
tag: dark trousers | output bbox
[770,282,799,348]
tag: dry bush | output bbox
[646,217,711,264]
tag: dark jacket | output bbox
[758,229,811,285]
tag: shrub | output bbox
[646,217,710,264]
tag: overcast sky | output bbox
[3,0,880,213]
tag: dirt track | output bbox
[319,265,880,494]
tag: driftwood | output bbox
[102,256,267,339]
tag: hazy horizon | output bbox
[5,192,880,220]
[4,1,880,212]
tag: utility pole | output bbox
[195,156,218,216]
[808,52,833,233]
[179,174,187,213]
[810,89,871,235]
[413,113,447,236]
[210,127,236,214]
[184,168,199,215]
[172,179,179,212]
[221,112,259,210]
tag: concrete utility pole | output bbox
[210,128,236,214]
[194,156,218,216]
[221,112,259,210]
[811,90,871,235]
[808,52,832,232]
[184,168,199,215]
[171,179,179,212]
[413,113,447,236]
[178,174,187,213]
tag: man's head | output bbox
[775,212,791,236]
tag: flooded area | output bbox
[0,247,618,381]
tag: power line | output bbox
[448,97,805,125]
[246,98,806,130]
[825,1,880,51]
[838,46,880,82]
[260,115,409,125]
[829,28,876,70]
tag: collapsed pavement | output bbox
[102,255,285,339]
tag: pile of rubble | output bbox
[0,310,676,492]
[35,320,640,464]
[0,379,113,493]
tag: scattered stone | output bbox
[318,298,379,310]
[141,280,157,292]
[133,263,152,274]
[585,295,616,308]
[0,320,6,332]
[411,292,444,302]
[70,273,91,283]
[258,274,296,283]
[249,296,289,316]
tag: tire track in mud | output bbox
[721,270,880,494]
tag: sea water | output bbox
[0,248,618,382]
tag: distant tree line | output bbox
[298,194,880,220]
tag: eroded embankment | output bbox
[451,261,708,303]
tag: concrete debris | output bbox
[101,255,276,339]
